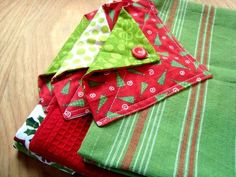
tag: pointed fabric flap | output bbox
[45,16,91,75]
[38,16,91,110]
[39,7,110,120]
[53,7,111,78]
[82,0,212,126]
[85,8,160,76]
[52,69,90,121]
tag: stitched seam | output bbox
[97,72,211,122]
[98,4,209,121]
[153,10,205,73]
[106,70,128,114]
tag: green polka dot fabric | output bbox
[46,16,90,75]
[86,9,160,75]
[54,7,111,78]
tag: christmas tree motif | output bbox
[109,9,115,22]
[127,68,144,75]
[141,82,148,95]
[88,80,104,87]
[61,80,71,95]
[154,35,162,46]
[179,51,189,56]
[155,93,168,101]
[156,23,164,29]
[97,95,107,112]
[133,2,145,8]
[107,111,122,119]
[157,70,167,85]
[116,72,125,87]
[173,80,191,88]
[117,96,135,104]
[157,52,169,57]
[194,61,200,69]
[67,99,85,107]
[144,13,150,22]
[171,60,188,69]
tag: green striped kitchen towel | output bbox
[78,0,236,177]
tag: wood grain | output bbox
[0,0,235,177]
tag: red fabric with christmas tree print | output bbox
[38,0,212,127]
[81,0,212,126]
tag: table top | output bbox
[0,0,235,177]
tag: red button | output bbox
[132,47,148,60]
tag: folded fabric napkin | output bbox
[14,13,93,175]
[39,0,211,127]
[14,9,123,176]
[78,0,236,176]
[14,0,223,176]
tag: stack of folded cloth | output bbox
[14,0,236,176]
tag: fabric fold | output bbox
[80,0,212,126]
[78,0,236,176]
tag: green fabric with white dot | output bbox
[46,16,90,74]
[54,7,111,78]
[86,9,160,75]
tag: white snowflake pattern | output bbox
[169,45,174,50]
[173,87,179,93]
[96,121,102,126]
[122,104,129,110]
[109,86,115,91]
[78,92,84,97]
[196,77,201,82]
[175,56,179,60]
[90,93,96,98]
[85,109,90,114]
[185,60,190,64]
[179,71,185,76]
[162,56,168,60]
[150,87,156,93]
[162,36,167,40]
[127,80,133,86]
[148,69,155,75]
[151,18,156,22]
[147,30,152,35]
[64,110,71,118]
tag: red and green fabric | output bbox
[78,0,236,176]
[38,15,91,111]
[13,8,118,175]
[29,97,123,177]
[82,0,212,126]
[41,0,211,126]
[14,104,76,175]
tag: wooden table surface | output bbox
[0,0,235,177]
